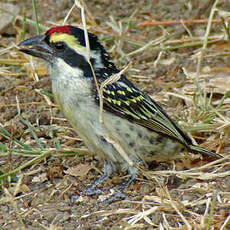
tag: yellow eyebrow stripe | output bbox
[50,33,87,55]
[50,33,78,46]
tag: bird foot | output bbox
[98,190,126,204]
[83,187,103,195]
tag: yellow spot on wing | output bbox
[107,98,112,103]
[127,87,132,92]
[117,90,126,95]
[103,89,110,95]
[131,98,137,103]
[136,95,143,101]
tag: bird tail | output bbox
[189,145,222,159]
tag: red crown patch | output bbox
[46,26,71,36]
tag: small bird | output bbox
[18,25,222,202]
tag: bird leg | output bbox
[84,160,138,204]
[83,160,115,195]
[100,166,138,204]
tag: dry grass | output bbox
[1,0,230,229]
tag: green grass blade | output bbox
[0,125,31,149]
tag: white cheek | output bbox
[90,50,104,69]
[53,58,83,76]
[48,58,91,95]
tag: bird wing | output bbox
[95,75,192,147]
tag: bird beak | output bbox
[18,35,53,62]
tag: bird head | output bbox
[18,26,115,75]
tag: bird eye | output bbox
[54,42,65,50]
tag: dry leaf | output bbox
[32,173,48,183]
[64,164,94,178]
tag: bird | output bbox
[18,25,222,203]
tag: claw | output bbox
[83,187,103,195]
[99,190,126,204]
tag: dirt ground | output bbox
[1,0,230,229]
